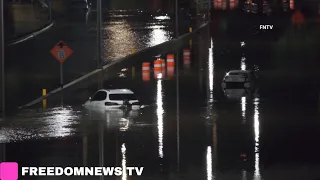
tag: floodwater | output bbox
[2,2,320,180]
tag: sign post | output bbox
[50,40,73,88]
[60,63,63,85]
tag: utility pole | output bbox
[0,0,5,118]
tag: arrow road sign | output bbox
[50,40,73,64]
[57,42,65,48]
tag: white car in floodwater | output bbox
[221,70,256,89]
[84,89,141,110]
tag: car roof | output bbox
[97,89,134,94]
[228,70,251,74]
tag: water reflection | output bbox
[241,47,247,123]
[48,107,74,136]
[241,57,246,71]
[103,20,137,61]
[121,143,127,180]
[0,107,79,143]
[253,97,261,180]
[119,118,130,131]
[208,38,214,102]
[241,96,246,122]
[157,79,164,158]
[206,146,213,180]
[242,170,247,180]
[148,26,171,47]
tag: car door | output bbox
[91,91,107,108]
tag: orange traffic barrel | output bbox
[290,0,294,9]
[183,49,191,68]
[183,49,191,60]
[142,62,150,81]
[154,59,162,79]
[142,62,150,73]
[166,54,175,67]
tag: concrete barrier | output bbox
[20,22,210,108]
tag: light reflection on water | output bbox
[0,107,81,143]
[241,57,246,71]
[121,143,127,180]
[208,38,214,102]
[148,27,171,47]
[157,79,164,158]
[241,170,247,180]
[253,97,261,180]
[102,16,172,61]
[241,45,247,123]
[103,20,137,62]
[206,146,213,180]
[241,96,246,122]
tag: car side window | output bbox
[91,91,107,101]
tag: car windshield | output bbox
[229,72,248,76]
[109,93,137,100]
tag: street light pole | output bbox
[97,0,102,69]
[175,0,180,172]
[175,0,179,37]
[96,0,103,89]
[49,0,52,22]
[0,0,5,118]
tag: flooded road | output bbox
[5,10,194,110]
[2,5,320,180]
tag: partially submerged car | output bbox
[221,70,256,89]
[84,89,140,110]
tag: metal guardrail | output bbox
[6,21,55,46]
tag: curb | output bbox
[6,21,55,47]
[19,22,210,109]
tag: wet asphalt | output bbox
[2,6,320,180]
